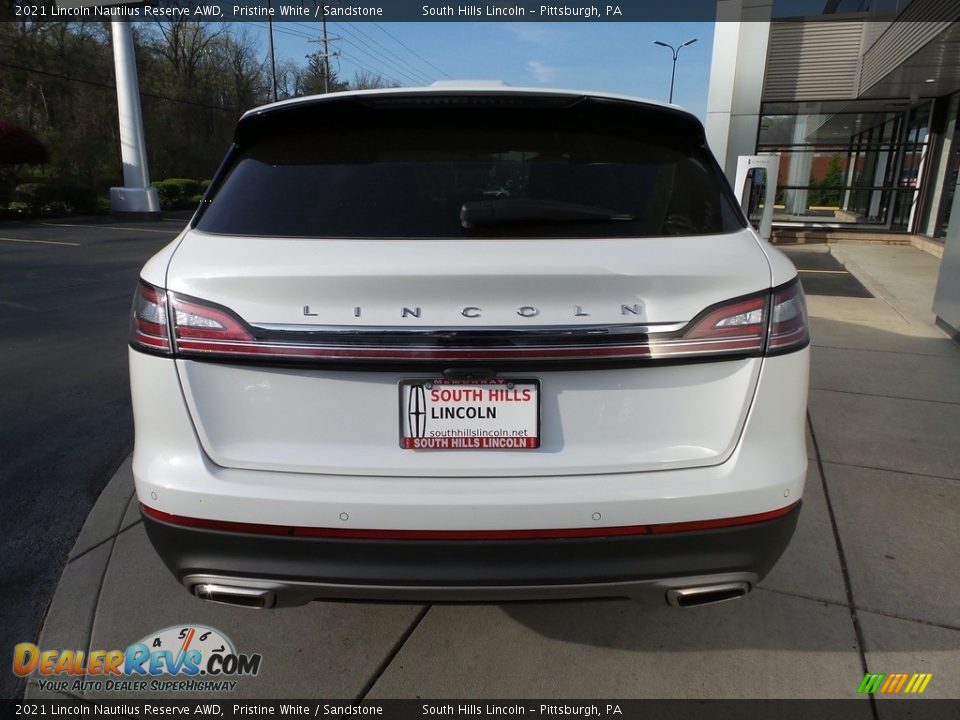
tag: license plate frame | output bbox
[398,378,541,450]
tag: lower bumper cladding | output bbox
[141,501,800,607]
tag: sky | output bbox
[242,22,715,120]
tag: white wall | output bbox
[705,0,773,183]
[933,185,960,338]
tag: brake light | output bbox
[766,280,809,353]
[130,281,171,353]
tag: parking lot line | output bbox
[0,236,80,247]
[40,222,178,234]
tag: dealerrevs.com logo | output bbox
[13,625,261,693]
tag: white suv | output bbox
[130,84,809,609]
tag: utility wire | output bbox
[282,6,426,84]
[334,30,425,85]
[372,23,454,80]
[252,21,405,87]
[255,21,313,41]
[332,22,434,84]
[335,49,405,88]
[0,60,240,113]
[335,24,431,84]
[247,22,408,89]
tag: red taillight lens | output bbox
[766,280,809,353]
[130,281,171,353]
[670,294,768,355]
[171,297,255,351]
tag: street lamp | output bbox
[653,38,697,104]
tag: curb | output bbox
[24,456,137,700]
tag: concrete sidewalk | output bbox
[25,243,960,702]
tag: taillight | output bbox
[766,280,809,354]
[130,281,254,356]
[172,297,255,348]
[678,278,808,357]
[130,281,171,353]
[129,279,807,363]
[673,294,768,355]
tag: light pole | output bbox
[267,0,278,102]
[109,20,160,216]
[653,38,697,104]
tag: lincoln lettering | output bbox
[431,406,496,419]
[301,304,644,318]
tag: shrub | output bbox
[153,178,207,209]
[13,181,97,215]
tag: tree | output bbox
[0,19,404,215]
[820,153,844,206]
[294,51,348,96]
[809,153,844,207]
[0,121,49,165]
[0,20,119,193]
[273,60,302,101]
[137,21,270,181]
[0,120,50,205]
[148,20,224,84]
[219,28,268,110]
[350,70,399,91]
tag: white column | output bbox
[868,150,889,221]
[842,145,858,212]
[109,20,160,215]
[785,114,812,216]
[705,0,773,184]
[933,175,960,336]
[923,95,958,236]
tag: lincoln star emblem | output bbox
[407,385,427,437]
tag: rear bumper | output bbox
[143,502,800,606]
[130,348,810,532]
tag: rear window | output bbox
[196,97,744,238]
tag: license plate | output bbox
[399,379,540,450]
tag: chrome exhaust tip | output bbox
[192,583,276,609]
[665,582,750,608]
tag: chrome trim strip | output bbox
[251,321,688,336]
[176,333,764,359]
[184,335,758,351]
[183,572,757,607]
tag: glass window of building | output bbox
[757,100,933,231]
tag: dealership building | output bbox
[705,0,960,338]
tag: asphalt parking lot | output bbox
[0,217,183,700]
[7,221,960,704]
